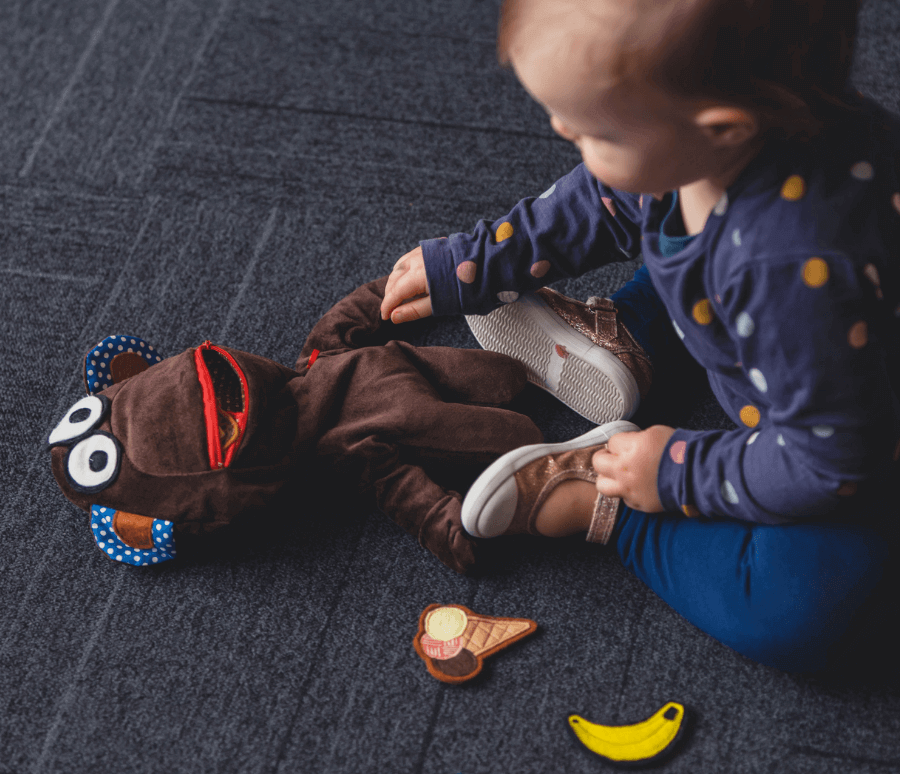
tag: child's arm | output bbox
[381,163,642,322]
[654,252,894,523]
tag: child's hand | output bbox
[381,246,433,323]
[592,426,675,513]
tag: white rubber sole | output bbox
[465,293,639,425]
[461,420,640,538]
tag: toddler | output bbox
[381,0,900,672]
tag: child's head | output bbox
[498,0,861,194]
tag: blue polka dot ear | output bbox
[90,505,176,566]
[84,335,164,394]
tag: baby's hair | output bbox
[498,0,863,140]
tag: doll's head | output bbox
[48,336,300,565]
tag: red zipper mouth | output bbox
[194,342,249,469]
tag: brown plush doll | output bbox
[47,277,543,574]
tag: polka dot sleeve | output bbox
[421,164,642,316]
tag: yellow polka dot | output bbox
[848,320,868,348]
[495,222,514,243]
[681,504,701,517]
[692,299,714,325]
[802,258,829,288]
[781,175,806,201]
[740,405,761,427]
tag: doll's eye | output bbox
[65,432,121,493]
[48,395,110,447]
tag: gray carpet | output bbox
[2,1,900,772]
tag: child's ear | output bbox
[694,105,758,147]
[84,335,165,394]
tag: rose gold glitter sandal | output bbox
[462,420,636,541]
[466,288,651,425]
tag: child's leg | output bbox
[612,507,889,672]
[608,264,676,367]
[465,264,682,424]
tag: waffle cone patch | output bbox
[413,604,537,683]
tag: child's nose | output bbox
[550,115,579,142]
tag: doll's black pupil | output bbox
[89,450,108,472]
[70,408,91,423]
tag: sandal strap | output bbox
[586,494,621,544]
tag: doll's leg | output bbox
[399,344,534,406]
[365,442,477,574]
[612,507,889,672]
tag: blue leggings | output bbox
[607,266,890,672]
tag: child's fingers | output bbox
[382,272,430,321]
[390,294,432,323]
[381,247,428,320]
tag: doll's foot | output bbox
[465,288,651,424]
[461,420,636,544]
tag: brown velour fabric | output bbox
[50,276,543,573]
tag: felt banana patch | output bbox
[568,701,686,766]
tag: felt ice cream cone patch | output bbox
[413,604,537,683]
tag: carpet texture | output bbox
[2,1,899,772]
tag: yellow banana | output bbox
[568,701,685,765]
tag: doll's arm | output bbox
[297,277,393,366]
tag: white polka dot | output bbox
[91,359,96,365]
[107,343,113,349]
[140,341,145,348]
[747,432,759,445]
[714,193,729,216]
[148,345,155,351]
[777,434,786,446]
[813,425,835,438]
[497,291,519,303]
[130,339,136,344]
[732,229,741,246]
[88,369,94,376]
[152,557,159,563]
[736,312,755,338]
[721,480,739,504]
[850,161,874,180]
[108,548,114,555]
[539,184,556,199]
[672,319,685,340]
[749,368,768,393]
